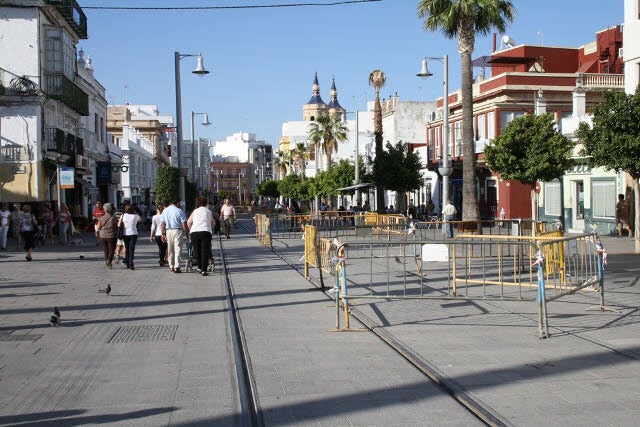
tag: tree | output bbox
[374,141,423,212]
[307,113,348,171]
[418,0,515,221]
[292,142,310,179]
[155,166,180,206]
[485,113,574,219]
[256,179,280,199]
[576,88,640,252]
[369,69,387,213]
[278,174,304,201]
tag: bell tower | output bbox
[303,72,328,121]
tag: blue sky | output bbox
[78,0,623,147]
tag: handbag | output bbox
[117,219,124,239]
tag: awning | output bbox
[336,183,375,192]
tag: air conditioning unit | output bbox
[76,154,90,170]
[618,47,624,58]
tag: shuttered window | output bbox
[592,180,616,219]
[544,181,561,216]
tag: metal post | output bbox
[174,52,185,209]
[190,111,195,185]
[442,54,450,219]
[354,111,360,204]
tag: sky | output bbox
[77,0,624,147]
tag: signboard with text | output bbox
[96,162,112,185]
[59,167,75,189]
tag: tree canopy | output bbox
[484,113,574,187]
[576,88,640,179]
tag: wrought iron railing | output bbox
[45,0,88,39]
[0,145,29,161]
[45,128,75,156]
[43,72,89,116]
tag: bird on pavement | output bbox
[98,284,111,295]
[395,256,402,264]
[50,307,61,326]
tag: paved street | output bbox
[0,220,639,426]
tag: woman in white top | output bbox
[117,205,141,270]
[187,197,216,276]
[149,204,168,267]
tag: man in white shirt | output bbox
[220,199,236,239]
[442,199,457,238]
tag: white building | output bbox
[212,132,266,161]
[116,124,157,205]
[0,0,91,215]
[624,0,640,93]
[183,138,212,193]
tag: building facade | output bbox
[421,27,624,220]
[624,0,640,94]
[0,0,90,216]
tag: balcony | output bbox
[43,72,89,116]
[0,145,30,162]
[579,73,624,90]
[45,0,88,39]
[45,128,76,161]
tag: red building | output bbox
[419,27,623,219]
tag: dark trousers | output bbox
[154,235,168,263]
[101,237,117,265]
[190,231,212,271]
[122,234,138,268]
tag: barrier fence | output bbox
[301,228,605,339]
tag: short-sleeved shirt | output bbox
[162,204,187,229]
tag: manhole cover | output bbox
[108,325,178,343]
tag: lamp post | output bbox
[190,111,211,194]
[174,51,209,210]
[238,171,245,204]
[418,55,451,219]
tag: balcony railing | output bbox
[45,128,75,156]
[43,72,89,116]
[0,145,30,162]
[46,0,88,39]
[579,73,624,89]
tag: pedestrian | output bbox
[92,201,106,245]
[96,203,118,269]
[0,203,10,251]
[616,193,633,238]
[187,197,216,276]
[161,198,188,273]
[442,198,457,239]
[9,203,22,250]
[40,204,56,244]
[150,204,168,267]
[19,204,38,261]
[113,200,130,264]
[220,198,236,239]
[117,204,141,270]
[58,204,71,245]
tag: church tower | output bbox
[327,77,346,120]
[303,72,328,121]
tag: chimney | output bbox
[534,90,547,115]
[572,75,586,117]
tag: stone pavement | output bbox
[0,223,638,426]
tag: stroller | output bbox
[184,240,215,273]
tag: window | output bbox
[500,111,525,130]
[435,127,441,158]
[544,181,561,216]
[94,113,99,135]
[592,180,616,219]
[487,111,496,139]
[454,121,462,157]
[477,114,486,140]
[45,27,75,79]
[100,117,105,142]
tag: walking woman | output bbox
[58,204,71,244]
[96,203,117,269]
[40,204,56,244]
[9,203,22,250]
[187,197,216,276]
[150,204,168,267]
[117,204,141,270]
[20,204,38,261]
[0,203,10,251]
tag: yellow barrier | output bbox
[253,214,272,249]
[303,224,334,278]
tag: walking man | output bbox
[220,199,236,239]
[161,198,188,273]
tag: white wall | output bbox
[624,0,640,93]
[0,7,40,89]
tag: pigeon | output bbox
[98,284,111,295]
[395,256,402,264]
[50,307,61,326]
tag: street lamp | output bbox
[238,171,245,204]
[190,111,211,194]
[174,51,209,209]
[418,55,451,217]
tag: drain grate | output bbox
[108,325,179,343]
[0,332,43,342]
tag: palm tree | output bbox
[417,0,515,221]
[292,142,309,179]
[369,69,386,213]
[275,150,289,179]
[307,113,348,171]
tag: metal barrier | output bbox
[253,214,272,249]
[311,234,603,339]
